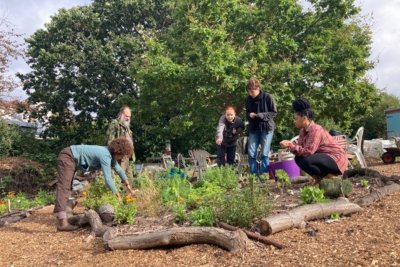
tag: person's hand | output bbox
[124,181,136,196]
[249,112,257,119]
[280,140,292,149]
[216,138,222,145]
[116,192,123,203]
[232,128,236,134]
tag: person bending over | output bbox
[54,137,135,231]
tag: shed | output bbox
[385,108,400,138]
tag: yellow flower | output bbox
[125,195,136,203]
[81,191,87,197]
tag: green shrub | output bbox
[115,202,137,224]
[187,181,224,208]
[190,206,215,226]
[216,182,272,228]
[319,178,353,198]
[158,176,191,205]
[0,119,20,157]
[8,192,33,210]
[299,186,325,204]
[202,166,238,190]
[172,203,188,222]
[33,190,55,206]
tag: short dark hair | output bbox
[247,77,261,91]
[108,137,133,156]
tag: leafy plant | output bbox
[276,169,291,193]
[0,119,20,157]
[202,167,238,190]
[330,212,341,220]
[115,202,137,224]
[299,186,325,204]
[360,179,369,187]
[32,190,55,206]
[216,183,272,228]
[190,206,215,226]
[158,176,191,205]
[172,203,187,222]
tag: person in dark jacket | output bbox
[215,106,244,166]
[246,77,277,177]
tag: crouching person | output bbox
[54,137,135,231]
[280,98,348,183]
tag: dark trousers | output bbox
[295,153,341,178]
[54,147,76,213]
[217,145,236,166]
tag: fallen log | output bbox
[105,227,249,253]
[85,209,110,237]
[259,198,362,235]
[218,222,284,249]
[0,211,30,226]
[354,182,400,207]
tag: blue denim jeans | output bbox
[247,130,274,176]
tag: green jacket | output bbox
[106,119,135,161]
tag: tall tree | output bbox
[19,0,170,144]
[134,0,378,154]
[0,17,23,94]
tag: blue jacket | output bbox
[70,145,127,193]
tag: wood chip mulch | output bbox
[1,163,400,266]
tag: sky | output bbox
[1,0,399,100]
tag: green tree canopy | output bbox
[20,0,380,158]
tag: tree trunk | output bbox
[218,222,284,249]
[259,198,362,235]
[85,209,109,237]
[105,227,249,253]
[354,183,400,207]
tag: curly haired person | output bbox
[54,137,135,231]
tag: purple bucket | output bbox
[269,159,300,181]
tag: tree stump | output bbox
[104,227,249,253]
[259,198,362,235]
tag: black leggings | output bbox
[217,145,236,166]
[295,153,341,178]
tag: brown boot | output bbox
[57,218,79,232]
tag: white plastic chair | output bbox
[347,127,367,168]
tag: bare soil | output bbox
[1,162,400,267]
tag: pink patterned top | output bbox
[288,121,348,174]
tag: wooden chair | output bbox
[188,149,218,179]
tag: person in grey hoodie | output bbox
[215,106,244,166]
